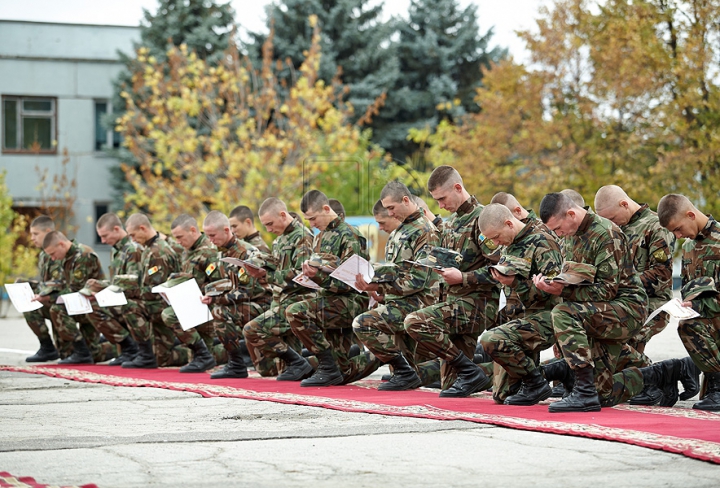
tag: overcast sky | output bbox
[0,0,551,62]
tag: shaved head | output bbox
[560,189,585,208]
[427,165,463,192]
[125,213,151,231]
[478,203,514,233]
[490,192,520,208]
[204,210,230,230]
[171,214,198,231]
[594,185,630,213]
[42,231,69,249]
[657,194,696,228]
[258,197,287,217]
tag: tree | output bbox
[0,171,38,286]
[379,0,505,162]
[246,1,399,140]
[115,18,387,231]
[417,0,720,214]
[108,0,237,209]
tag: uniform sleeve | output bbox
[267,235,313,292]
[138,250,178,300]
[513,238,563,304]
[562,235,621,302]
[641,227,674,295]
[313,233,365,293]
[376,229,439,297]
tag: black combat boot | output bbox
[122,339,158,369]
[638,358,682,407]
[679,357,702,401]
[348,344,361,358]
[210,347,248,379]
[542,359,575,397]
[276,347,313,381]
[237,340,254,369]
[58,338,94,365]
[301,349,344,387]
[378,353,422,391]
[473,342,492,364]
[180,339,217,373]
[26,338,59,362]
[550,383,566,398]
[548,366,601,413]
[504,368,553,405]
[107,335,140,366]
[693,371,720,411]
[439,352,492,398]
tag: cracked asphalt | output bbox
[1,309,718,487]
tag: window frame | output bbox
[94,99,121,152]
[2,95,58,155]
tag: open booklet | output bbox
[151,278,212,331]
[56,292,93,316]
[292,273,322,290]
[644,297,700,325]
[220,257,263,271]
[94,287,128,307]
[329,255,374,293]
[403,259,442,271]
[4,282,43,313]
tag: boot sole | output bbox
[277,362,314,381]
[210,372,249,379]
[548,404,601,413]
[300,374,344,387]
[504,385,553,406]
[439,375,492,398]
[378,376,422,391]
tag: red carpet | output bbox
[0,472,97,488]
[3,364,720,465]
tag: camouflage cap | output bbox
[110,274,139,291]
[160,273,192,288]
[417,247,463,269]
[204,278,234,297]
[371,263,399,283]
[681,276,719,301]
[245,250,277,271]
[552,261,596,285]
[38,280,64,296]
[491,255,532,279]
[79,279,108,297]
[307,252,339,272]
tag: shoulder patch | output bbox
[73,269,84,280]
[148,266,159,276]
[652,249,669,262]
[485,240,498,251]
[205,263,217,276]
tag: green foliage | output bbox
[0,171,38,286]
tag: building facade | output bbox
[0,20,139,270]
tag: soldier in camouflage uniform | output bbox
[23,216,66,362]
[84,213,142,366]
[229,205,270,251]
[491,192,540,226]
[285,190,374,387]
[120,213,189,369]
[405,166,500,397]
[160,214,224,373]
[202,210,272,379]
[477,204,563,405]
[353,185,441,390]
[656,194,720,411]
[536,193,651,411]
[243,198,314,379]
[35,232,107,364]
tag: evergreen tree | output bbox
[246,1,399,134]
[378,0,506,162]
[107,0,236,210]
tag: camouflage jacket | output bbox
[447,197,500,297]
[57,242,105,294]
[681,217,720,318]
[178,234,222,290]
[265,218,313,302]
[159,233,185,256]
[501,222,563,313]
[622,204,674,301]
[212,235,271,304]
[104,235,141,284]
[32,250,63,296]
[243,231,270,253]
[126,234,180,302]
[562,211,647,308]
[310,217,369,295]
[376,210,439,302]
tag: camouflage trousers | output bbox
[48,304,118,362]
[242,298,306,377]
[24,304,72,357]
[85,303,130,344]
[678,316,720,373]
[212,295,271,352]
[161,308,227,364]
[628,297,670,354]
[286,293,382,384]
[480,310,556,404]
[552,299,646,405]
[123,299,190,367]
[405,294,498,389]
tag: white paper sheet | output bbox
[4,283,43,313]
[152,279,211,331]
[292,273,322,290]
[498,289,507,311]
[94,287,128,307]
[644,297,700,325]
[56,292,93,316]
[329,255,374,293]
[220,257,263,270]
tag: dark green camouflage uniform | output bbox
[243,219,313,375]
[49,241,116,361]
[286,217,375,382]
[161,233,225,362]
[352,210,441,383]
[208,235,271,369]
[123,234,189,366]
[85,235,142,344]
[676,218,720,375]
[480,222,563,403]
[405,197,500,389]
[243,232,270,254]
[551,211,649,406]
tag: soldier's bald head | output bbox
[96,212,123,231]
[203,210,230,230]
[540,193,579,223]
[657,194,696,227]
[171,214,198,231]
[490,192,520,208]
[478,203,514,233]
[125,213,152,231]
[427,165,463,192]
[560,189,585,208]
[594,185,630,213]
[42,231,69,249]
[258,197,287,217]
[372,199,390,217]
[300,190,330,213]
[31,215,55,231]
[380,181,413,203]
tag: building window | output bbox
[94,202,111,245]
[94,100,121,151]
[2,96,57,154]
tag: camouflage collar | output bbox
[282,219,299,236]
[326,217,343,230]
[403,210,423,225]
[513,220,533,244]
[457,196,479,216]
[523,209,538,223]
[432,215,443,227]
[576,211,594,235]
[114,235,132,251]
[245,231,261,242]
[145,233,160,247]
[698,216,717,240]
[190,234,206,251]
[627,204,650,226]
[219,235,236,252]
